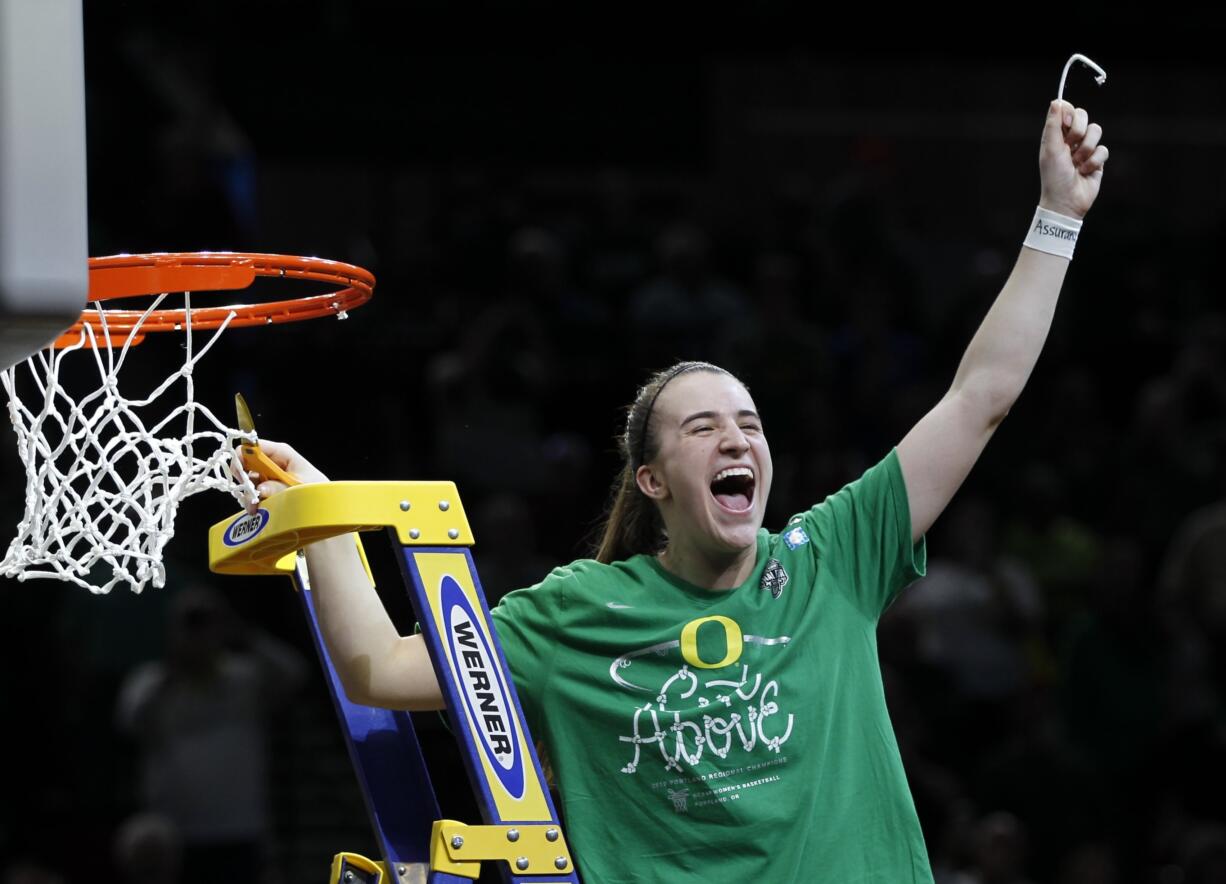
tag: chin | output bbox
[711,514,762,553]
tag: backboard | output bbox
[0,0,88,371]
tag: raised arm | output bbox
[248,441,444,711]
[897,99,1108,542]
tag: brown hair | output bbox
[592,361,736,563]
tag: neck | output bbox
[658,538,758,591]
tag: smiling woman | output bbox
[488,367,928,882]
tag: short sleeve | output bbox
[488,567,567,736]
[797,447,927,620]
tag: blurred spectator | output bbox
[114,813,182,884]
[583,170,652,300]
[1002,462,1102,612]
[928,798,978,884]
[1174,824,1226,884]
[1159,496,1226,729]
[722,250,829,416]
[1155,499,1226,827]
[1055,842,1120,884]
[505,226,616,433]
[628,222,750,369]
[966,812,1036,884]
[508,227,608,331]
[827,269,927,453]
[471,492,554,605]
[891,497,1043,759]
[0,863,63,884]
[121,29,259,248]
[971,683,1089,871]
[426,290,557,497]
[1123,316,1226,549]
[115,585,307,884]
[1033,367,1114,493]
[1059,539,1164,776]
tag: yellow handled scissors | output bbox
[235,392,299,487]
[234,392,376,585]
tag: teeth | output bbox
[714,467,754,483]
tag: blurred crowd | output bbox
[3,22,1226,884]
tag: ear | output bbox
[635,463,667,501]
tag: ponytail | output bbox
[593,464,663,564]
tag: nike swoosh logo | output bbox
[606,602,633,609]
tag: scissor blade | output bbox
[233,392,301,488]
[235,393,257,436]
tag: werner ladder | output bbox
[209,481,579,884]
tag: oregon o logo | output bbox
[679,615,743,669]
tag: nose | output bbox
[720,423,750,455]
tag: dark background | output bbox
[3,8,1226,883]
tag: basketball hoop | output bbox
[1,252,374,594]
[59,252,373,347]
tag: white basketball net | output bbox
[1,294,259,594]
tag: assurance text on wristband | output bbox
[1024,206,1082,260]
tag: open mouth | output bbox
[710,467,755,513]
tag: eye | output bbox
[740,423,762,434]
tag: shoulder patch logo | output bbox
[783,525,810,550]
[761,558,789,599]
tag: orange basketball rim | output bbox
[57,252,375,347]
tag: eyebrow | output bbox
[680,409,761,426]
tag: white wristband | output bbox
[1023,206,1082,259]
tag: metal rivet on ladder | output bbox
[396,867,406,877]
[448,528,459,540]
[516,857,529,871]
[399,500,411,511]
[451,835,464,849]
[546,828,559,842]
[506,828,520,842]
[439,500,450,511]
[344,872,354,882]
[409,528,421,540]
[555,857,569,870]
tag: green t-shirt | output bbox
[490,449,931,883]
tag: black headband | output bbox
[635,363,698,469]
